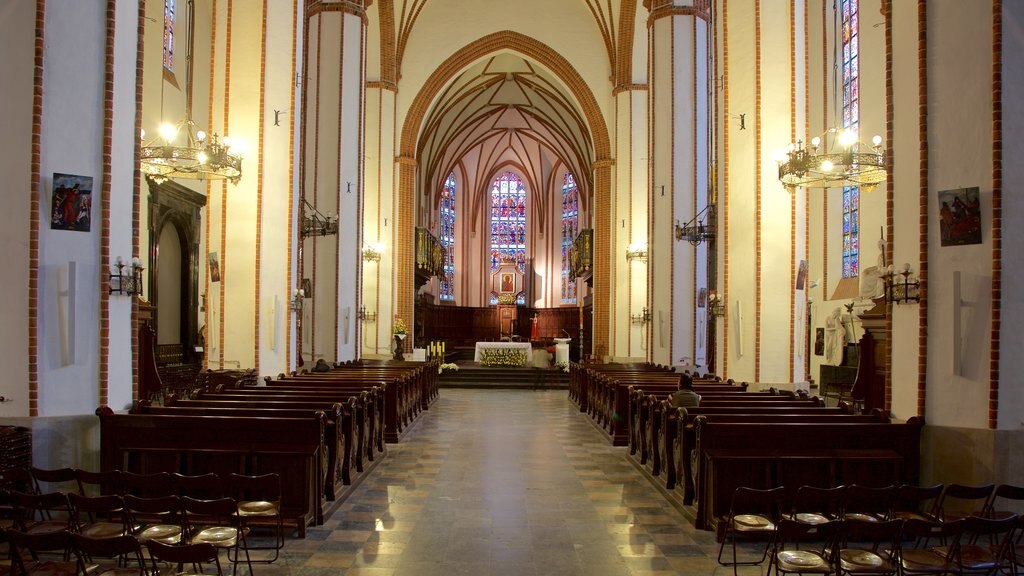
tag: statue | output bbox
[858,236,887,300]
[825,307,845,366]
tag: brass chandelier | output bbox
[140,0,243,185]
[777,128,885,192]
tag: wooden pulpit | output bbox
[852,300,887,414]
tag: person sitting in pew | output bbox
[313,359,331,373]
[670,374,701,408]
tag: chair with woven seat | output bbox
[146,540,222,576]
[841,485,897,523]
[981,483,1024,521]
[120,473,174,499]
[787,485,846,527]
[123,495,184,547]
[768,519,839,576]
[75,470,123,498]
[68,493,129,540]
[171,473,223,501]
[11,491,73,537]
[7,528,79,575]
[716,486,785,576]
[834,518,902,576]
[899,518,962,576]
[944,515,1017,576]
[226,472,284,563]
[70,533,148,576]
[892,484,943,523]
[934,484,995,524]
[30,467,80,496]
[181,496,251,575]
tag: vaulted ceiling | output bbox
[418,53,594,234]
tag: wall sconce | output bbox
[109,257,144,296]
[631,306,651,325]
[300,199,338,239]
[357,305,377,323]
[290,288,305,311]
[708,294,725,317]
[675,204,717,245]
[362,243,383,262]
[882,263,921,305]
[625,242,648,262]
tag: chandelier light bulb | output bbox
[820,159,835,172]
[810,136,821,148]
[838,130,857,148]
[222,136,232,147]
[774,150,788,164]
[197,151,208,164]
[229,138,247,157]
[872,135,882,146]
[159,123,177,143]
[140,128,146,140]
[196,130,207,142]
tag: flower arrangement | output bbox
[479,348,527,367]
[438,362,459,374]
[554,360,569,373]
[393,317,407,336]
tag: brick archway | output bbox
[396,31,612,358]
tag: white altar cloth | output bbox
[474,341,534,363]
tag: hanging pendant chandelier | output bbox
[777,128,885,192]
[140,0,243,185]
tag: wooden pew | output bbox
[136,399,357,498]
[692,417,924,531]
[96,406,326,536]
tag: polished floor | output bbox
[257,389,763,575]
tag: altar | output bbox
[474,341,534,367]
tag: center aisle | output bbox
[270,389,722,576]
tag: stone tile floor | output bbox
[248,389,768,575]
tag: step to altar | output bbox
[439,365,569,390]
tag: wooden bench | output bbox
[692,418,924,532]
[96,406,326,536]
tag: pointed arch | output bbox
[396,31,612,357]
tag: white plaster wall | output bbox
[0,0,34,416]
[670,19,697,368]
[999,0,1024,430]
[722,0,756,381]
[335,13,366,362]
[108,0,142,411]
[258,0,300,376]
[37,3,105,416]
[888,0,923,421]
[361,86,395,357]
[612,91,633,359]
[926,0,994,429]
[758,2,794,385]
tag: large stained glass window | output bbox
[841,0,859,278]
[560,173,578,305]
[439,173,456,302]
[489,171,527,305]
[163,0,175,72]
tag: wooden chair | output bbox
[841,484,897,522]
[768,519,839,576]
[786,485,846,527]
[145,540,223,575]
[11,491,73,536]
[181,496,252,575]
[120,473,174,499]
[123,495,184,546]
[70,533,148,575]
[945,515,1017,576]
[934,484,995,524]
[892,483,943,523]
[68,493,129,540]
[981,483,1024,520]
[898,518,960,576]
[226,472,284,563]
[834,518,902,576]
[30,467,80,496]
[75,470,123,498]
[171,473,223,501]
[716,486,785,576]
[7,528,79,575]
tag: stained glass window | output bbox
[163,0,175,72]
[841,0,859,278]
[560,173,578,305]
[439,173,456,302]
[489,171,527,305]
